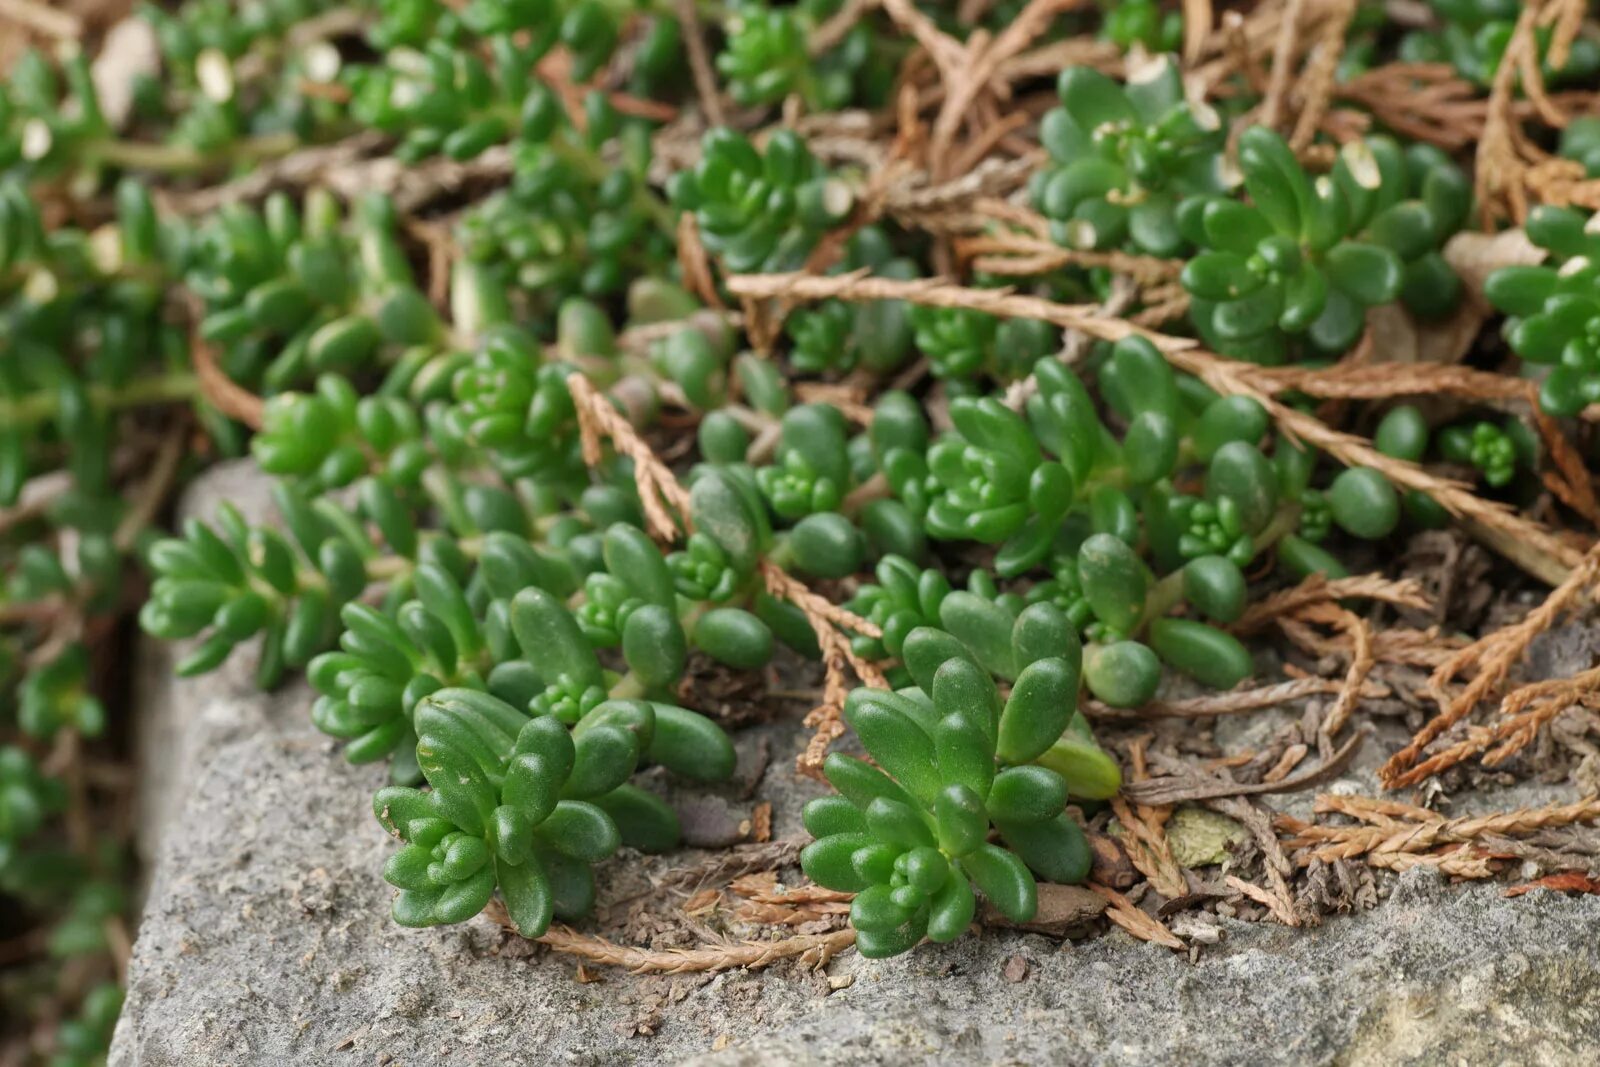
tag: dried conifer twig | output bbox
[1225,874,1300,926]
[1313,793,1443,826]
[567,372,688,543]
[1083,675,1387,722]
[1288,0,1357,151]
[1314,606,1373,743]
[0,0,83,39]
[490,907,859,973]
[1390,667,1600,781]
[1259,0,1307,133]
[1109,794,1187,900]
[1381,543,1600,786]
[1182,0,1213,66]
[1530,388,1600,526]
[1259,362,1529,404]
[811,0,880,57]
[1285,796,1600,869]
[1088,883,1184,949]
[677,212,725,311]
[1233,573,1430,631]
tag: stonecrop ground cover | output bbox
[4,0,1600,1059]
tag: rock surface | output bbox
[113,462,1600,1066]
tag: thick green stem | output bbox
[363,535,484,585]
[0,372,199,426]
[608,671,648,700]
[84,131,300,174]
[1135,502,1302,634]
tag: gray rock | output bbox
[113,463,1600,1067]
[707,869,1600,1066]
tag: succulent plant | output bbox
[1033,58,1226,256]
[5,6,1591,1043]
[1485,206,1600,416]
[801,632,1099,957]
[1178,129,1411,363]
[1399,0,1600,87]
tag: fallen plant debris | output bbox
[7,0,1600,1058]
[1504,871,1600,897]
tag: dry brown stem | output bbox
[158,132,389,215]
[888,0,1084,177]
[1331,64,1476,150]
[726,269,1144,339]
[728,872,854,906]
[0,0,83,39]
[728,873,853,926]
[1385,665,1600,782]
[1260,0,1307,133]
[810,0,880,57]
[1380,796,1600,853]
[954,233,1183,284]
[1120,731,1364,806]
[759,560,889,777]
[1531,388,1600,526]
[1313,793,1443,826]
[1476,3,1549,223]
[1287,0,1357,151]
[996,37,1124,85]
[191,329,265,431]
[1084,675,1388,722]
[1316,606,1373,744]
[1087,883,1184,949]
[673,0,727,128]
[677,212,725,312]
[1363,846,1496,878]
[1182,0,1213,66]
[1259,362,1529,404]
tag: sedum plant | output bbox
[1560,117,1600,179]
[670,128,858,274]
[802,623,1101,957]
[1484,206,1600,416]
[718,0,898,110]
[1178,128,1411,363]
[1034,58,1226,256]
[1345,137,1471,321]
[8,3,1594,1044]
[1374,403,1535,502]
[374,687,700,934]
[1098,0,1183,53]
[190,191,443,393]
[873,333,1415,706]
[1398,0,1600,87]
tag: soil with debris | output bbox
[110,463,1600,1066]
